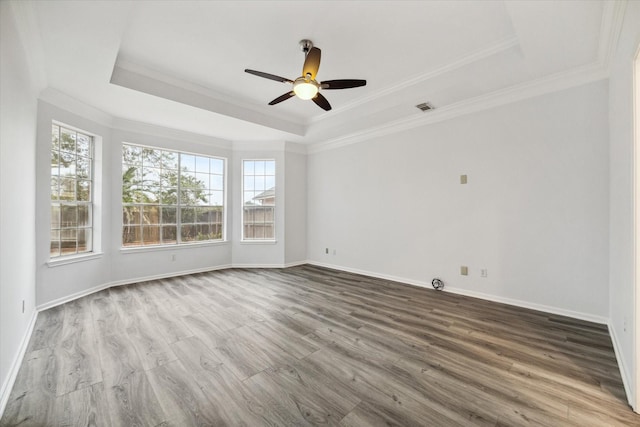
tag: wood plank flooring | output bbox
[2,265,638,426]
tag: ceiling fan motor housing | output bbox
[299,39,313,54]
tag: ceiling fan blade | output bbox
[302,47,321,80]
[245,69,293,84]
[268,92,295,105]
[320,79,367,90]
[312,92,332,111]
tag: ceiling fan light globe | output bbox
[293,79,319,100]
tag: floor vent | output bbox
[416,102,435,112]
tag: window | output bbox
[122,144,225,247]
[242,159,275,240]
[50,123,94,258]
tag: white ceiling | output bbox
[28,0,615,144]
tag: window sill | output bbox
[240,240,278,245]
[120,240,229,254]
[47,252,103,268]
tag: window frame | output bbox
[121,142,227,249]
[241,158,276,242]
[49,121,95,260]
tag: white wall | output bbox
[608,0,640,408]
[285,144,307,266]
[308,80,610,321]
[0,0,45,410]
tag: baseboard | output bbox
[37,264,233,311]
[234,261,308,269]
[306,260,608,325]
[0,309,38,419]
[608,321,634,408]
[36,262,309,311]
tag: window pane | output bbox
[77,133,91,158]
[265,160,275,175]
[51,205,61,229]
[265,176,275,189]
[264,224,274,239]
[211,158,224,174]
[77,229,91,253]
[142,148,162,168]
[254,161,265,174]
[143,205,160,225]
[196,173,209,189]
[210,191,223,206]
[78,205,90,227]
[181,154,195,172]
[181,224,196,242]
[50,230,60,257]
[143,225,161,245]
[243,159,275,240]
[244,191,255,206]
[253,225,265,239]
[51,177,60,201]
[59,151,75,176]
[122,224,142,246]
[60,229,77,255]
[77,180,91,202]
[61,205,77,227]
[163,151,178,170]
[123,206,141,225]
[60,127,76,153]
[161,207,176,224]
[123,145,142,165]
[122,144,225,245]
[76,157,90,179]
[160,187,177,205]
[51,150,60,169]
[162,225,177,244]
[195,156,209,172]
[181,207,195,224]
[52,124,60,151]
[210,174,223,191]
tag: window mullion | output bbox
[177,153,182,245]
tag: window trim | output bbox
[121,142,228,248]
[241,158,276,242]
[49,121,96,260]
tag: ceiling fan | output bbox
[245,40,366,111]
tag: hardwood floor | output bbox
[2,265,638,426]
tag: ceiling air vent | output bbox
[416,102,434,112]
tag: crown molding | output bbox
[112,117,233,150]
[307,61,608,154]
[306,36,521,127]
[598,0,628,72]
[39,87,114,128]
[232,140,285,152]
[112,57,305,137]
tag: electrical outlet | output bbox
[481,269,487,278]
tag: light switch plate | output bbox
[461,266,468,275]
[460,174,467,184]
